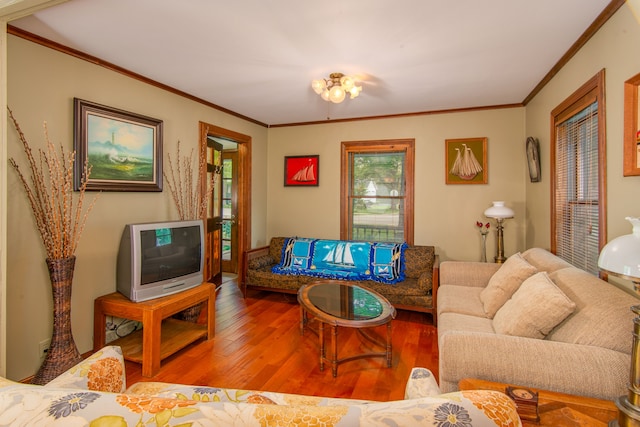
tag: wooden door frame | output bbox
[199,122,251,279]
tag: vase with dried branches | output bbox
[163,140,216,322]
[164,140,213,221]
[8,108,99,385]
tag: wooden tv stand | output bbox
[93,283,216,377]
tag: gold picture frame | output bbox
[74,98,163,191]
[445,137,488,184]
[623,72,640,176]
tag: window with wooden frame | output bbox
[340,139,415,245]
[551,70,606,275]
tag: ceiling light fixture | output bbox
[311,72,362,104]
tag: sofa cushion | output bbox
[480,253,538,317]
[403,245,435,279]
[437,285,486,318]
[521,247,573,273]
[438,312,495,335]
[404,368,442,399]
[45,345,126,393]
[269,237,287,263]
[248,254,275,270]
[546,267,638,354]
[493,272,576,339]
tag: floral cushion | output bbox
[404,367,442,399]
[45,345,126,393]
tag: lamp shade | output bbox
[484,201,514,219]
[598,217,640,281]
[311,79,326,95]
[329,85,346,103]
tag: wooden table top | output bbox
[458,378,618,427]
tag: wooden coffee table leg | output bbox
[386,321,392,367]
[319,320,325,371]
[331,325,338,377]
[299,306,306,335]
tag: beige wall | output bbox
[6,35,268,380]
[266,107,527,261]
[8,2,639,381]
[524,3,640,293]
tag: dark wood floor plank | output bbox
[125,278,438,401]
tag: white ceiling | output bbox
[10,0,612,126]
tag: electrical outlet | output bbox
[39,339,51,360]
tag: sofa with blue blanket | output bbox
[241,237,438,323]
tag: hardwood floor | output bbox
[125,277,439,402]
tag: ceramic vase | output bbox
[32,256,82,385]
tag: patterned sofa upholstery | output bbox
[241,237,439,323]
[0,346,522,426]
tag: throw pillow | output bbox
[480,253,538,318]
[493,272,576,339]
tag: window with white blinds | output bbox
[551,71,606,276]
[340,139,415,245]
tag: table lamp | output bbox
[597,217,640,427]
[484,201,514,263]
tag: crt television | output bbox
[116,219,205,302]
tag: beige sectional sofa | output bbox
[437,247,639,400]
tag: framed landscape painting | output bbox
[445,137,488,184]
[74,98,163,191]
[284,155,319,186]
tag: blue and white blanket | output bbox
[272,237,407,284]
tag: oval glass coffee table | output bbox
[297,280,396,377]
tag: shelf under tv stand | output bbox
[93,283,216,377]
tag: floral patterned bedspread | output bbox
[0,347,522,426]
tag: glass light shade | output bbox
[340,75,355,91]
[598,217,640,281]
[312,73,362,102]
[329,85,346,103]
[311,79,326,95]
[484,201,514,219]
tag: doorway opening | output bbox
[199,122,251,283]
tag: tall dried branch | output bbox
[163,140,216,221]
[8,108,100,260]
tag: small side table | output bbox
[94,283,215,377]
[459,378,617,426]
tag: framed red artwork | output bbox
[284,155,319,186]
